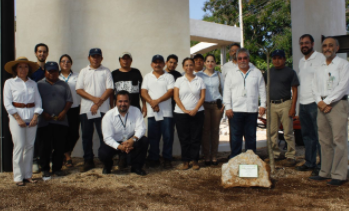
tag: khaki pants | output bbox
[202,103,223,160]
[270,100,296,159]
[318,100,348,180]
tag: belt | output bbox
[321,95,348,101]
[204,101,216,104]
[12,102,35,108]
[270,98,290,104]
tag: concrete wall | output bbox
[16,0,190,157]
[291,0,346,72]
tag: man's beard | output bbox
[301,47,313,56]
[37,58,46,62]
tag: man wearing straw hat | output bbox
[3,57,42,186]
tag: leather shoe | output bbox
[327,179,346,186]
[79,160,95,172]
[295,164,314,171]
[131,168,147,176]
[309,175,330,181]
[102,167,111,174]
[163,159,173,169]
[311,168,320,176]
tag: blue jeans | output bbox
[299,103,321,168]
[147,117,174,161]
[229,112,258,158]
[80,113,105,161]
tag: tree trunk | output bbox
[266,53,275,174]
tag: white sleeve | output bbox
[3,80,17,115]
[167,74,175,90]
[102,114,120,150]
[33,83,43,114]
[105,70,114,89]
[134,109,146,139]
[323,62,349,104]
[258,71,266,108]
[141,75,149,90]
[223,73,232,110]
[75,69,85,90]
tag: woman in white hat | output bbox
[3,57,43,186]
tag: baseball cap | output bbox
[271,50,285,58]
[151,54,165,63]
[193,54,204,60]
[45,62,59,72]
[89,48,102,56]
[119,52,132,60]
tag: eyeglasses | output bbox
[60,60,71,64]
[299,41,311,45]
[237,57,248,61]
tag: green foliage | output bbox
[202,0,292,70]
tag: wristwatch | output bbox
[132,137,138,142]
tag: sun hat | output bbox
[4,57,39,74]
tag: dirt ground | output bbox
[1,146,349,211]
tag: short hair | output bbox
[59,54,73,65]
[182,57,195,66]
[299,34,314,43]
[236,48,250,59]
[34,43,49,53]
[11,63,32,78]
[166,54,178,62]
[322,36,340,46]
[204,54,216,63]
[116,90,131,101]
[229,43,241,50]
[193,54,204,60]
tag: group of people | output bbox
[3,33,349,187]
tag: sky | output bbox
[189,0,209,20]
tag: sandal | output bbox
[23,178,37,184]
[16,182,25,186]
[65,159,73,168]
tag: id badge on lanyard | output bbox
[327,72,334,90]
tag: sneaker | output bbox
[79,160,95,172]
[163,159,173,169]
[42,171,51,181]
[283,158,296,167]
[295,164,314,171]
[147,160,160,168]
[177,162,190,170]
[32,159,41,174]
[192,161,200,170]
[53,170,66,177]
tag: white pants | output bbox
[9,115,37,182]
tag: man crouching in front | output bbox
[99,90,149,176]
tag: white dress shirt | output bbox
[298,51,325,105]
[312,56,349,105]
[3,77,43,120]
[222,61,255,81]
[141,71,175,118]
[223,66,266,112]
[102,106,146,150]
[59,71,81,108]
[174,75,206,114]
[75,65,114,114]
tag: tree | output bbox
[203,0,292,71]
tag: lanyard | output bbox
[62,72,72,83]
[239,70,251,89]
[118,113,128,129]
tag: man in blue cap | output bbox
[76,48,114,172]
[37,62,73,180]
[264,50,299,167]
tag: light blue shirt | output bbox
[197,71,224,102]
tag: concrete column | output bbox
[291,0,346,72]
[220,46,226,68]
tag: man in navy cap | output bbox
[37,62,73,180]
[264,50,299,167]
[76,48,114,172]
[141,55,175,168]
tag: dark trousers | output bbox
[174,111,204,162]
[64,106,81,153]
[98,137,149,170]
[299,103,321,168]
[37,123,68,172]
[147,117,174,161]
[229,112,258,158]
[80,113,104,161]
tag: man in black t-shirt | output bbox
[165,54,182,110]
[264,50,299,167]
[110,52,146,116]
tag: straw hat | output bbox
[4,57,40,74]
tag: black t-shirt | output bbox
[264,67,299,100]
[111,68,143,109]
[167,70,182,110]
